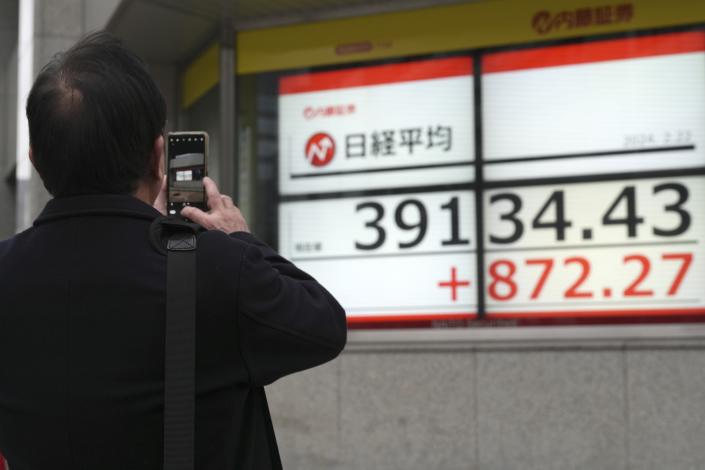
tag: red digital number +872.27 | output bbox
[487,253,693,301]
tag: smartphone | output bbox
[166,131,208,216]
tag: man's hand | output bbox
[181,177,250,234]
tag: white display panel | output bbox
[484,176,705,316]
[274,31,705,328]
[483,31,705,181]
[279,191,477,322]
[278,57,475,195]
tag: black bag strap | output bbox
[156,217,201,470]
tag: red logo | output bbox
[303,103,356,120]
[532,3,634,35]
[305,133,336,167]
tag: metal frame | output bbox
[219,19,236,198]
[231,0,468,32]
[347,323,705,350]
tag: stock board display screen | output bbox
[277,30,705,328]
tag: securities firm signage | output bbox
[531,3,635,35]
[278,57,475,195]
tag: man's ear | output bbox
[150,135,165,180]
[29,146,35,168]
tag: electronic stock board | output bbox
[277,30,705,328]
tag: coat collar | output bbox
[34,194,162,226]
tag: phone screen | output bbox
[167,132,207,216]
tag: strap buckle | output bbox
[150,216,203,254]
[167,232,197,251]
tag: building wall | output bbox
[267,338,705,470]
[4,0,123,233]
[0,0,18,240]
[0,0,189,238]
[1,0,168,235]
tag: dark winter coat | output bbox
[0,194,347,469]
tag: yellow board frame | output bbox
[182,43,220,111]
[182,0,705,109]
